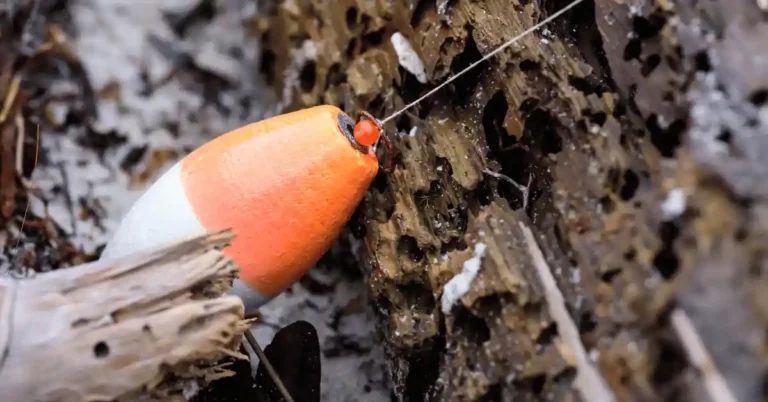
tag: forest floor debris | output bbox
[0,1,390,400]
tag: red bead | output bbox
[353,119,380,146]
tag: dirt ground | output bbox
[0,0,389,401]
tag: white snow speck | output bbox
[441,243,488,313]
[661,188,687,221]
[390,32,428,84]
[437,0,451,14]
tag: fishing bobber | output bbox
[101,105,383,316]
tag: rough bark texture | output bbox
[256,0,768,401]
[0,230,249,402]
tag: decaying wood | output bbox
[0,229,248,402]
[519,221,615,402]
[669,308,738,402]
[256,0,768,400]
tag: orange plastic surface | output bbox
[180,105,379,296]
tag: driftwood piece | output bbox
[255,0,768,401]
[0,229,248,402]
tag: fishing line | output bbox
[245,330,296,402]
[377,0,584,126]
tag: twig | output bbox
[1,22,76,125]
[0,76,20,123]
[669,308,738,402]
[244,329,296,402]
[484,169,533,211]
[13,114,24,177]
[519,222,616,402]
[14,123,39,249]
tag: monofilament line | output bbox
[244,330,296,402]
[378,0,584,125]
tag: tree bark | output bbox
[255,0,768,401]
[0,230,248,402]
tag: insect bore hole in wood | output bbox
[619,169,640,201]
[400,281,436,313]
[259,49,276,85]
[440,236,468,254]
[448,31,488,107]
[519,59,540,72]
[535,322,559,349]
[623,37,642,61]
[397,235,425,263]
[409,0,434,27]
[299,61,317,92]
[325,63,346,89]
[452,303,491,346]
[653,221,681,280]
[641,54,662,77]
[645,114,686,158]
[578,311,598,335]
[403,338,443,401]
[345,7,357,29]
[94,341,110,358]
[526,109,562,155]
[749,89,768,106]
[482,91,530,210]
[650,338,687,388]
[514,373,547,395]
[631,14,665,40]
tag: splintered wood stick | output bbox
[0,229,249,402]
[519,222,616,402]
[669,309,738,402]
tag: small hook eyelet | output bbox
[357,111,395,173]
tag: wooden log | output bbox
[254,0,768,400]
[0,229,248,402]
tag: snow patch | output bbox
[441,243,488,313]
[661,188,687,221]
[390,32,428,84]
